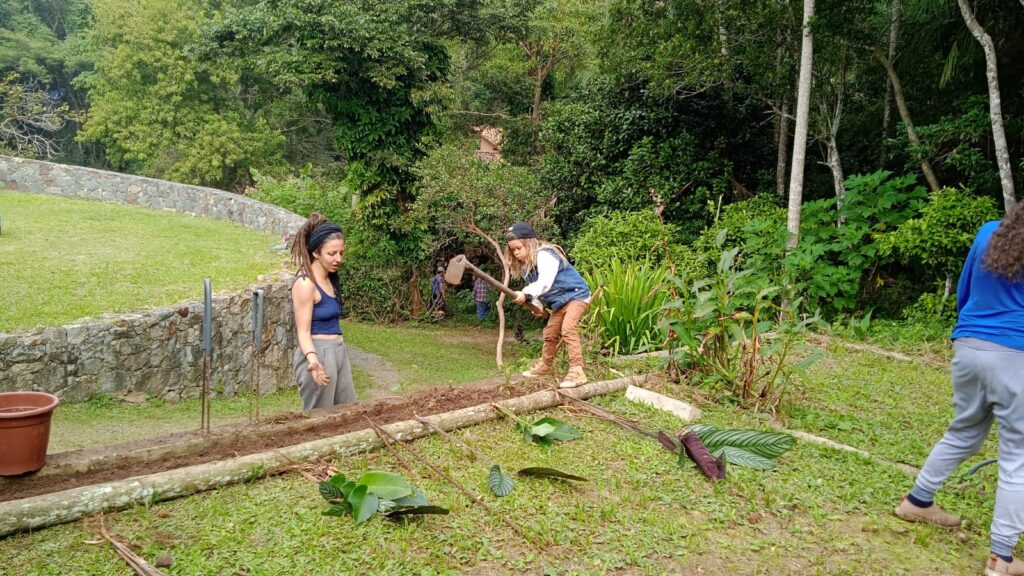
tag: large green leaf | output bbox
[319,481,343,501]
[384,505,450,519]
[529,422,557,437]
[327,473,347,487]
[392,488,429,507]
[340,480,357,499]
[713,446,776,470]
[357,471,413,500]
[692,426,795,459]
[488,464,515,497]
[348,484,379,524]
[518,467,587,481]
[531,417,582,441]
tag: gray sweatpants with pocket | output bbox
[294,338,356,411]
[910,338,1024,557]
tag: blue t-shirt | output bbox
[951,220,1024,351]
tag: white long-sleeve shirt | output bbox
[521,249,560,298]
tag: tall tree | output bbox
[787,0,815,250]
[881,0,901,153]
[956,0,1016,212]
[872,46,941,192]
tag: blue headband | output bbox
[307,223,343,254]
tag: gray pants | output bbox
[294,338,356,411]
[910,338,1024,557]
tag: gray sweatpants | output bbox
[294,338,356,411]
[910,338,1024,557]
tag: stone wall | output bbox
[0,157,305,402]
[0,155,303,238]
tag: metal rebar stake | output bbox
[249,289,265,423]
[201,278,212,433]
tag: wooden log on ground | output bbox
[0,375,644,538]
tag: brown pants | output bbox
[541,300,589,368]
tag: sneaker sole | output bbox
[893,506,961,529]
[559,381,586,388]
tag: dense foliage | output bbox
[4,0,1022,334]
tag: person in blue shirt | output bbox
[290,213,356,411]
[505,221,592,388]
[894,203,1024,576]
[430,266,447,320]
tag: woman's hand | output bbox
[307,356,330,386]
[513,291,527,304]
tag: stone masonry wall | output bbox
[0,156,302,237]
[0,157,306,402]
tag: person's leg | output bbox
[295,340,338,410]
[476,301,487,321]
[559,300,589,366]
[911,340,994,499]
[986,343,1024,567]
[331,342,357,405]
[558,300,589,387]
[541,306,566,367]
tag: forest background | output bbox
[3,0,1022,350]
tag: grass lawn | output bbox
[0,191,287,332]
[46,322,528,452]
[1,338,1011,574]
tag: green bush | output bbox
[570,211,680,274]
[584,259,670,355]
[879,187,1000,292]
[248,168,353,224]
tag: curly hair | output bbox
[983,202,1024,282]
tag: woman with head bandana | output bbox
[289,213,356,410]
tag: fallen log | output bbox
[0,375,644,538]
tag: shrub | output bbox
[662,233,821,412]
[583,259,670,355]
[248,168,353,225]
[571,211,679,274]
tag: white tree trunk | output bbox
[957,0,1017,212]
[827,138,845,218]
[881,0,902,147]
[787,0,815,250]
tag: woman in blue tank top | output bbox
[290,213,356,410]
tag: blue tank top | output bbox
[311,281,343,335]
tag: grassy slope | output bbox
[1,343,1010,574]
[0,191,285,332]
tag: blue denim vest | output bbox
[524,248,591,311]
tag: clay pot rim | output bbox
[0,391,60,419]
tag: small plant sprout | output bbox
[318,471,448,524]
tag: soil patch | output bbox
[1,376,538,503]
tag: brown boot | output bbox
[521,359,552,378]
[559,366,588,388]
[985,554,1024,576]
[894,496,962,528]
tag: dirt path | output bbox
[347,344,401,395]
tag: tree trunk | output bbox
[872,46,941,193]
[881,0,902,157]
[0,375,646,538]
[776,101,790,198]
[467,221,511,368]
[786,0,815,250]
[957,0,1017,212]
[827,138,845,217]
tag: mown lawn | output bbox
[0,191,286,332]
[0,341,1011,575]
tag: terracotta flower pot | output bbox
[0,391,60,476]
